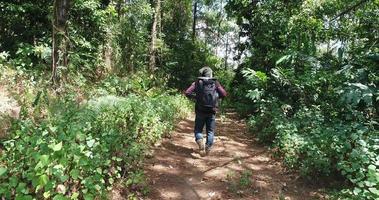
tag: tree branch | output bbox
[332,0,370,21]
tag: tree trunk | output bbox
[104,37,112,72]
[149,0,161,72]
[225,33,229,69]
[116,0,122,20]
[51,0,58,85]
[192,0,198,41]
[51,0,70,85]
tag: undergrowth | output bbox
[234,65,379,199]
[247,100,379,199]
[0,67,192,199]
[226,170,255,197]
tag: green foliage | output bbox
[0,0,110,77]
[67,0,109,76]
[163,39,222,89]
[96,72,158,97]
[0,92,191,199]
[109,0,153,73]
[228,0,379,198]
[0,0,51,54]
[214,69,235,112]
[242,69,267,103]
[0,0,226,87]
[247,99,284,144]
[247,98,379,199]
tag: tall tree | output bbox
[52,0,70,85]
[192,0,198,40]
[149,0,161,72]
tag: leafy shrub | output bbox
[95,73,172,98]
[247,98,285,144]
[249,103,379,199]
[10,43,51,70]
[0,93,191,199]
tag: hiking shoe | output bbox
[196,139,205,156]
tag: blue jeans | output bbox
[194,113,215,148]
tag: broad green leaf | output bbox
[0,167,7,177]
[86,139,95,148]
[70,169,80,180]
[40,155,50,166]
[43,191,51,198]
[76,133,86,142]
[350,83,368,90]
[10,176,18,187]
[353,187,362,195]
[16,182,28,194]
[365,181,376,187]
[276,55,291,65]
[84,194,94,200]
[60,175,69,182]
[94,184,101,191]
[71,192,79,200]
[39,174,49,186]
[368,165,376,171]
[49,142,63,151]
[15,195,33,200]
[368,187,379,195]
[53,194,68,200]
[49,126,58,133]
[255,71,268,82]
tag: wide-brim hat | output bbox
[199,67,213,78]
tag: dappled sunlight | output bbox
[192,185,224,199]
[143,112,328,200]
[203,167,230,179]
[147,163,181,175]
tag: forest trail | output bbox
[142,111,327,200]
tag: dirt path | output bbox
[0,86,20,139]
[143,111,327,200]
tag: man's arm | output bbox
[216,81,227,98]
[184,82,196,98]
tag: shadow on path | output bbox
[141,112,328,200]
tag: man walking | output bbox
[185,67,227,156]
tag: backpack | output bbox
[195,78,219,112]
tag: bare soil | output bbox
[142,111,328,200]
[0,86,20,139]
